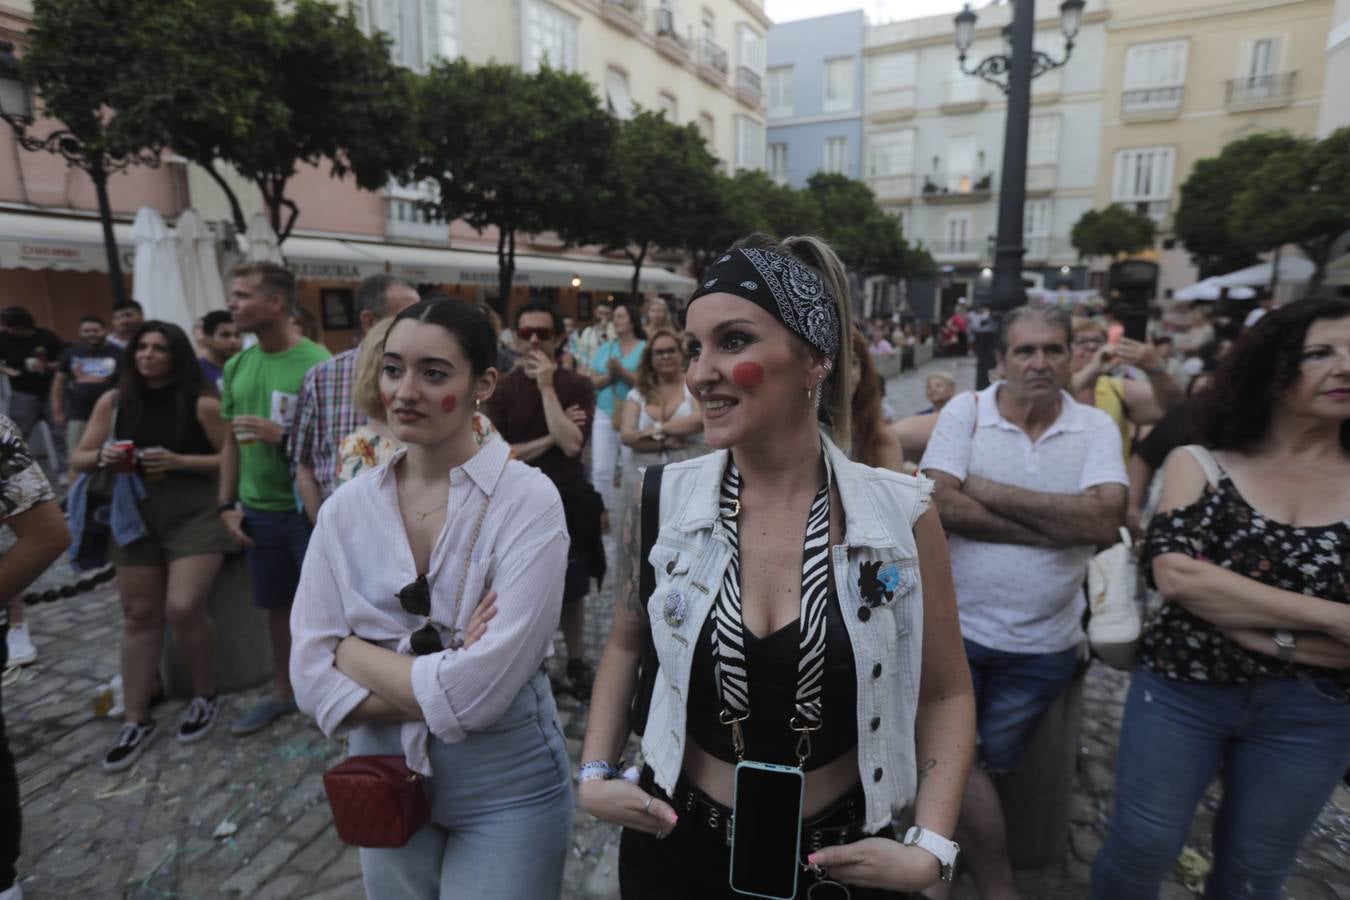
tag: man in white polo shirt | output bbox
[921,305,1127,900]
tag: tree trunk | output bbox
[203,162,248,233]
[1305,241,1328,293]
[1267,244,1282,297]
[629,242,648,304]
[90,164,129,306]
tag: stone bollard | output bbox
[997,670,1086,869]
[159,552,274,697]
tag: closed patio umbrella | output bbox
[131,207,193,332]
[175,209,226,323]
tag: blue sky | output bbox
[765,0,969,25]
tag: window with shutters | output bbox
[767,143,788,184]
[1028,115,1060,166]
[868,130,915,177]
[943,212,972,254]
[1122,40,1187,112]
[605,67,633,119]
[1112,147,1175,222]
[944,134,978,191]
[822,58,854,113]
[360,0,457,70]
[737,25,764,74]
[767,66,794,118]
[698,112,716,149]
[1023,199,1052,258]
[823,136,849,175]
[735,116,764,171]
[869,51,916,90]
[1231,35,1288,104]
[658,92,679,122]
[525,0,579,73]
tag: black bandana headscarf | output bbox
[687,248,841,361]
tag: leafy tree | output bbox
[19,0,166,301]
[690,170,817,272]
[125,0,417,242]
[1173,132,1300,277]
[1231,128,1350,290]
[414,60,615,313]
[1070,205,1157,260]
[585,110,722,300]
[805,173,920,280]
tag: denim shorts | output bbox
[241,506,312,610]
[964,638,1081,773]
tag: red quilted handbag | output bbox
[323,755,431,848]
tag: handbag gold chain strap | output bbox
[445,491,491,650]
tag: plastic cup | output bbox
[110,440,136,473]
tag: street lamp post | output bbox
[954,0,1083,388]
[0,40,158,306]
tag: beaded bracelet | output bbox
[577,760,619,783]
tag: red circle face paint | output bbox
[440,395,457,413]
[731,362,765,390]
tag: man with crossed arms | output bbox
[920,305,1127,900]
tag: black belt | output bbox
[667,779,873,850]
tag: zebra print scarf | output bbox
[711,455,833,759]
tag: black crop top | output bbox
[687,587,859,770]
[114,386,215,457]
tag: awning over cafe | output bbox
[0,211,134,272]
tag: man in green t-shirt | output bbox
[218,262,331,736]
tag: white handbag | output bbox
[1087,526,1143,670]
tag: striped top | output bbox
[289,435,570,775]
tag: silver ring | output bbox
[643,796,655,814]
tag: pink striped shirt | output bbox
[289,434,569,775]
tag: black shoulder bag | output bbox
[628,463,664,737]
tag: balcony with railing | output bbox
[922,172,994,204]
[736,66,762,105]
[941,79,986,114]
[866,174,916,202]
[1225,72,1296,112]
[1121,85,1183,121]
[601,0,646,34]
[697,37,729,84]
[930,239,981,260]
[867,86,917,122]
[654,8,692,60]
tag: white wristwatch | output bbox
[903,826,960,882]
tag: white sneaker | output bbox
[0,878,24,899]
[6,623,37,666]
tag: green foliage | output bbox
[1173,132,1300,277]
[134,0,415,240]
[585,109,723,299]
[804,173,918,280]
[413,60,615,310]
[1230,127,1350,288]
[691,170,817,268]
[20,0,158,169]
[1070,205,1157,260]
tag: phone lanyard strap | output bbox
[711,455,831,766]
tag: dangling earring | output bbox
[475,397,482,411]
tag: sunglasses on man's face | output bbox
[517,326,555,342]
[397,575,443,656]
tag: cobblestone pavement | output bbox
[3,353,1346,899]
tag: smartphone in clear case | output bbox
[728,761,806,899]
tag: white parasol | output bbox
[1173,277,1256,302]
[175,208,227,323]
[131,207,194,332]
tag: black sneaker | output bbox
[177,695,217,744]
[566,658,594,701]
[102,720,156,772]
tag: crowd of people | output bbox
[0,241,1345,900]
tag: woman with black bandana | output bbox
[579,234,975,898]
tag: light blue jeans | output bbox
[1091,666,1350,899]
[349,670,574,899]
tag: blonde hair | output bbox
[729,233,854,453]
[353,317,396,419]
[1072,315,1107,338]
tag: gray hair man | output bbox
[292,274,420,517]
[919,305,1128,900]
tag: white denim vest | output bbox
[639,436,933,833]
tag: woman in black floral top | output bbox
[1092,298,1350,900]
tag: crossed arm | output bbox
[925,469,1126,548]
